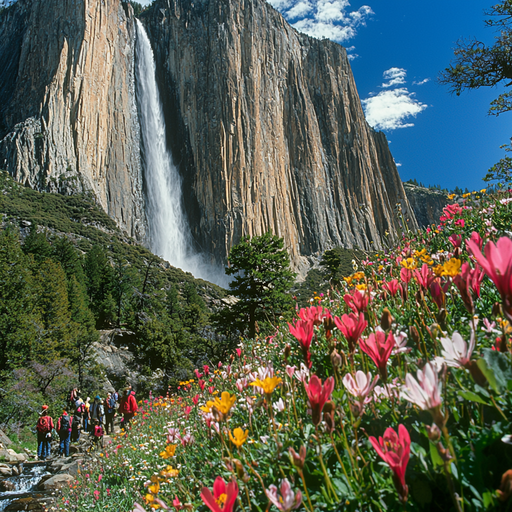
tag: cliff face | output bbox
[403,183,448,228]
[142,0,417,270]
[0,0,145,239]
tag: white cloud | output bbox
[413,78,430,86]
[362,88,427,131]
[268,0,373,43]
[382,67,406,88]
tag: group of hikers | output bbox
[35,384,138,460]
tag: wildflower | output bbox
[212,392,236,417]
[448,234,462,248]
[401,362,444,426]
[436,331,475,368]
[266,479,302,511]
[359,330,395,381]
[201,477,239,512]
[392,331,410,355]
[161,466,179,478]
[273,398,286,413]
[250,376,282,396]
[442,258,461,277]
[229,427,249,448]
[334,312,367,353]
[342,371,378,401]
[344,289,370,313]
[289,445,306,470]
[298,305,331,326]
[369,424,411,502]
[414,264,432,289]
[382,279,399,297]
[285,365,296,379]
[467,235,512,321]
[400,257,417,270]
[172,496,183,510]
[288,319,314,368]
[304,375,335,425]
[293,363,310,383]
[159,444,177,459]
[400,268,413,284]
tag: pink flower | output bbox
[98,474,102,483]
[455,219,465,227]
[94,490,100,500]
[298,306,331,326]
[236,348,242,357]
[194,369,202,379]
[173,496,183,510]
[285,365,296,379]
[334,312,367,353]
[198,380,206,391]
[288,319,314,368]
[342,371,379,401]
[448,234,463,248]
[383,279,399,297]
[344,289,370,314]
[201,477,239,512]
[304,375,335,425]
[414,264,432,290]
[400,268,413,284]
[183,406,192,418]
[203,365,210,375]
[266,479,302,511]
[192,394,199,405]
[359,330,395,381]
[401,363,443,425]
[428,277,449,310]
[369,424,411,502]
[466,231,483,256]
[467,236,512,320]
[167,428,180,444]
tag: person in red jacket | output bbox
[119,384,138,428]
[36,405,54,460]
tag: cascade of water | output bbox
[134,21,227,285]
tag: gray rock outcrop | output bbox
[403,182,448,228]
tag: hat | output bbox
[95,395,101,400]
[41,405,48,411]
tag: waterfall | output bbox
[134,20,225,285]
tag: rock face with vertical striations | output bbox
[0,0,145,239]
[141,0,417,272]
[0,0,417,276]
[403,182,448,228]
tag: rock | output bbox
[403,182,448,228]
[39,473,75,490]
[0,429,12,446]
[5,497,46,511]
[0,478,16,491]
[58,459,82,477]
[0,463,12,476]
[0,449,20,462]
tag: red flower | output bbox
[428,278,449,310]
[334,312,367,353]
[400,268,413,284]
[448,234,462,248]
[467,236,512,320]
[413,264,432,290]
[359,330,395,381]
[304,375,335,425]
[288,319,314,368]
[369,424,411,502]
[382,279,399,297]
[198,380,206,391]
[192,394,199,406]
[201,477,239,512]
[298,306,331,326]
[344,289,369,313]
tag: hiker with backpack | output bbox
[119,384,138,429]
[83,397,91,432]
[36,405,54,461]
[57,409,72,457]
[71,412,82,443]
[91,419,104,449]
[104,392,116,435]
[89,395,104,427]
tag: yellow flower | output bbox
[433,264,444,277]
[160,466,179,478]
[250,376,283,395]
[147,481,160,495]
[159,444,177,459]
[480,188,487,194]
[462,193,471,198]
[229,427,249,447]
[352,272,365,281]
[200,401,214,413]
[212,392,236,415]
[343,276,353,285]
[414,248,428,258]
[442,258,461,277]
[355,283,367,290]
[400,258,417,270]
[447,193,456,200]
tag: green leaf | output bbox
[477,348,512,392]
[458,390,491,405]
[429,441,444,468]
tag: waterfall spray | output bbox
[134,20,226,285]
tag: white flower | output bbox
[436,331,475,368]
[273,398,286,413]
[293,363,310,383]
[266,479,302,511]
[401,362,442,410]
[392,331,410,355]
[342,371,379,400]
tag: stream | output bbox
[0,462,50,511]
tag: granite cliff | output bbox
[0,0,417,274]
[403,182,448,228]
[0,0,145,239]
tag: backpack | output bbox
[107,398,116,413]
[60,415,70,431]
[94,425,104,437]
[36,416,51,433]
[76,403,85,415]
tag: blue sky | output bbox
[106,0,509,191]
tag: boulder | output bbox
[39,473,75,490]
[58,459,82,477]
[0,478,16,491]
[5,497,46,511]
[0,429,12,446]
[0,463,12,476]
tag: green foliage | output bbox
[215,232,296,339]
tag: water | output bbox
[0,463,49,511]
[134,21,227,287]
